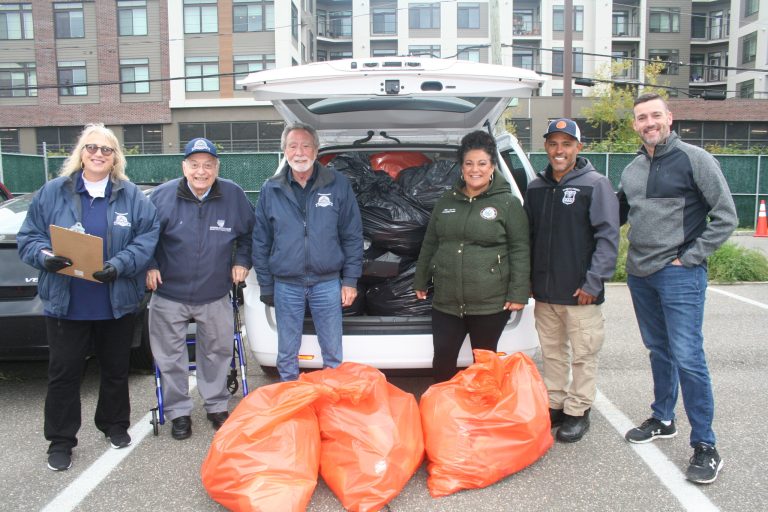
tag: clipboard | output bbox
[49,224,104,282]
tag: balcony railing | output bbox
[692,25,730,41]
[612,22,640,37]
[513,22,541,37]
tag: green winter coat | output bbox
[414,170,530,317]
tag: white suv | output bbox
[240,57,543,372]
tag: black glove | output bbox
[260,294,274,307]
[92,263,118,283]
[43,254,72,272]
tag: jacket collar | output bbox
[538,156,595,185]
[638,131,680,159]
[176,176,222,202]
[273,161,335,191]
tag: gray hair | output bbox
[280,122,319,151]
[59,123,128,182]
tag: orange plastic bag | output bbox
[201,381,324,512]
[369,152,431,180]
[300,362,425,512]
[420,349,553,497]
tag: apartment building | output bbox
[0,0,765,155]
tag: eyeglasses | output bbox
[83,144,115,156]
[185,161,217,171]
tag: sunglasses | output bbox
[83,144,115,156]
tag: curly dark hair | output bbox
[457,130,498,167]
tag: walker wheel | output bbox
[150,408,160,436]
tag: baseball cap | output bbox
[543,118,582,142]
[184,137,218,158]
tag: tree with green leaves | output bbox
[581,60,668,152]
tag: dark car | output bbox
[0,181,11,202]
[0,190,154,369]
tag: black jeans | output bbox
[431,308,511,383]
[44,314,135,453]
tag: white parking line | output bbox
[594,391,720,512]
[41,376,198,512]
[709,287,768,310]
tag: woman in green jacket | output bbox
[414,130,530,382]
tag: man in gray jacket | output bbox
[619,93,737,484]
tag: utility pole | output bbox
[563,0,573,117]
[490,0,501,64]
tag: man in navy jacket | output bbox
[146,138,255,439]
[252,123,363,381]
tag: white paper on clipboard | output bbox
[49,224,104,282]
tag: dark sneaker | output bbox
[556,409,590,443]
[625,417,677,443]
[108,431,132,449]
[171,416,192,440]
[206,411,229,431]
[686,443,723,484]
[47,451,72,471]
[549,408,566,428]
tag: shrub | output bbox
[610,229,768,283]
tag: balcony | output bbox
[691,25,730,42]
[612,22,641,37]
[513,21,541,37]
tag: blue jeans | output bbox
[627,264,715,447]
[274,279,343,381]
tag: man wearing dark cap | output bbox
[524,119,619,442]
[146,138,255,439]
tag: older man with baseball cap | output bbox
[146,137,255,439]
[524,119,619,442]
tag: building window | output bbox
[57,61,87,96]
[408,45,440,58]
[117,0,147,36]
[123,124,162,154]
[707,52,723,81]
[649,8,680,33]
[513,48,536,70]
[291,2,298,39]
[317,49,327,61]
[36,126,82,154]
[691,13,706,38]
[329,10,351,37]
[741,32,757,64]
[0,62,36,97]
[553,6,583,32]
[184,0,217,34]
[54,2,84,38]
[409,3,440,29]
[185,56,218,91]
[513,10,536,35]
[371,47,397,57]
[0,128,20,153]
[709,10,726,39]
[179,121,284,152]
[552,48,582,74]
[371,7,396,35]
[613,10,628,36]
[120,58,149,94]
[744,0,759,17]
[739,80,754,99]
[457,45,480,62]
[233,1,274,32]
[0,3,33,40]
[648,49,679,75]
[233,54,275,89]
[458,3,480,29]
[552,89,584,96]
[690,54,704,82]
[330,50,352,60]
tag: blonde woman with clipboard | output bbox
[17,123,159,472]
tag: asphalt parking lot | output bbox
[0,282,766,512]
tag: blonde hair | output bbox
[59,123,128,182]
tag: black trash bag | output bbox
[357,177,431,256]
[365,261,433,317]
[326,152,376,193]
[398,159,461,211]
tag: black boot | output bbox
[556,409,590,443]
[549,408,566,428]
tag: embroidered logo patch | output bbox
[441,208,456,214]
[562,187,579,205]
[480,207,498,220]
[316,193,333,207]
[113,212,131,227]
[210,219,232,232]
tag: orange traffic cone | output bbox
[756,199,768,237]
